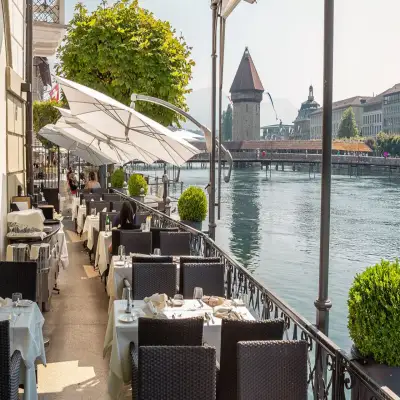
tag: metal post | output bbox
[217,16,226,220]
[315,0,334,396]
[25,0,34,195]
[209,0,218,240]
[315,0,334,336]
[57,147,60,191]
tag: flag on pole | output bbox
[50,83,60,102]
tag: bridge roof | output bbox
[193,140,372,153]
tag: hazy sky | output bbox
[64,0,400,108]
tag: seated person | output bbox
[85,171,101,190]
[68,173,78,194]
[113,201,137,230]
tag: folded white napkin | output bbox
[0,297,13,307]
[30,244,41,260]
[143,293,168,315]
[102,207,107,212]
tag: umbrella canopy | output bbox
[55,108,158,165]
[39,124,117,166]
[56,77,200,166]
[169,129,204,142]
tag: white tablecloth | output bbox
[95,231,112,275]
[104,299,254,400]
[71,197,81,220]
[77,205,86,234]
[7,209,45,232]
[82,216,99,250]
[0,302,46,400]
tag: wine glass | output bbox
[12,293,22,305]
[118,245,126,261]
[140,223,146,232]
[154,248,161,256]
[91,208,96,217]
[193,287,203,300]
[122,287,133,312]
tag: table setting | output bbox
[0,294,46,400]
[95,231,113,275]
[82,214,100,250]
[76,205,86,234]
[103,291,254,399]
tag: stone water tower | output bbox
[230,47,264,141]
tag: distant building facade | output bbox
[293,85,320,140]
[261,123,294,140]
[310,96,368,139]
[362,97,383,137]
[382,84,400,134]
[230,47,264,141]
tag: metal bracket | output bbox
[21,82,31,93]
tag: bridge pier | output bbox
[292,163,295,172]
[275,164,278,171]
[281,163,284,171]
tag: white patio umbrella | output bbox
[39,124,117,167]
[56,77,200,166]
[169,129,204,142]
[55,108,158,165]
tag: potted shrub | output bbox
[177,186,207,231]
[348,259,400,398]
[110,168,124,189]
[128,174,148,200]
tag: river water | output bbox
[169,166,400,350]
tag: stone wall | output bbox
[232,102,260,141]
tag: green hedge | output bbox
[178,186,207,222]
[348,259,400,366]
[111,168,124,188]
[128,174,148,196]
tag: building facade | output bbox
[310,96,368,139]
[293,85,320,140]
[382,84,400,134]
[261,123,294,140]
[230,47,264,141]
[362,99,382,137]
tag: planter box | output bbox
[180,220,202,231]
[351,347,400,399]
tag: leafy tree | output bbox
[33,100,64,148]
[56,0,194,127]
[221,104,232,141]
[337,107,359,139]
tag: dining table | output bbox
[95,231,112,276]
[76,205,86,234]
[82,215,100,250]
[0,302,46,400]
[103,299,255,400]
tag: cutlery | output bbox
[197,299,203,308]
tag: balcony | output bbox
[33,0,66,57]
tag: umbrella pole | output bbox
[209,0,218,240]
[218,16,226,221]
[314,0,334,396]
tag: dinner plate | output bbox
[16,300,33,307]
[118,313,137,323]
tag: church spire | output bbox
[308,85,314,101]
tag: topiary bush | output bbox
[178,186,207,222]
[111,168,124,188]
[348,259,400,366]
[128,174,148,197]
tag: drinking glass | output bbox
[12,293,22,304]
[140,223,146,232]
[118,245,126,261]
[154,248,161,256]
[91,208,96,217]
[122,287,133,312]
[174,294,184,301]
[193,287,203,300]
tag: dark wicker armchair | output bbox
[86,200,109,216]
[0,261,38,301]
[131,262,177,299]
[0,320,22,400]
[120,231,152,255]
[150,227,179,251]
[237,340,308,400]
[131,255,173,264]
[181,262,225,298]
[99,211,118,231]
[133,345,216,400]
[217,319,285,400]
[159,232,191,256]
[102,193,121,202]
[110,201,125,212]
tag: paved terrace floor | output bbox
[35,220,126,399]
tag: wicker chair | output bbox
[0,261,38,301]
[131,255,173,264]
[181,262,225,298]
[120,231,152,255]
[110,201,125,212]
[135,346,216,400]
[86,200,110,216]
[135,213,150,226]
[99,211,118,231]
[81,193,101,205]
[159,232,191,256]
[150,227,179,251]
[217,319,285,400]
[237,340,308,400]
[0,320,22,400]
[102,193,121,202]
[131,262,177,299]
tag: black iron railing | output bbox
[115,189,397,400]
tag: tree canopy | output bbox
[337,107,359,139]
[56,0,195,127]
[33,100,63,148]
[221,104,232,141]
[376,132,400,156]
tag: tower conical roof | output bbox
[230,47,264,93]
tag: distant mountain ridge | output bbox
[184,88,298,130]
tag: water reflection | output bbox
[229,169,261,271]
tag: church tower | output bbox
[230,47,264,141]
